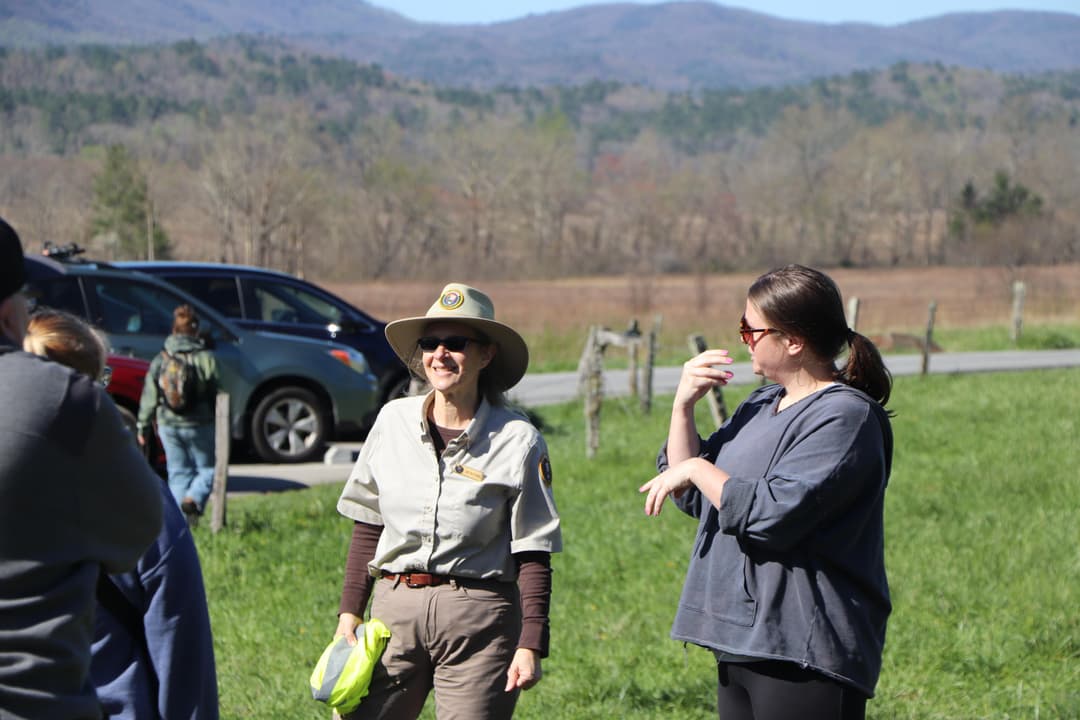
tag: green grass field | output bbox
[195,368,1079,719]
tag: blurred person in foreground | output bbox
[0,216,162,719]
[137,303,220,523]
[640,264,894,720]
[333,283,562,719]
[23,307,219,720]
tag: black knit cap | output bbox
[0,216,27,302]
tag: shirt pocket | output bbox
[685,530,758,627]
[440,470,515,540]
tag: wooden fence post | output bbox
[580,326,603,459]
[1011,281,1026,343]
[625,317,642,401]
[641,314,661,414]
[576,325,597,396]
[578,320,655,455]
[846,296,861,332]
[209,392,230,533]
[688,334,728,426]
[921,301,937,376]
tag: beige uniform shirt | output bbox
[337,393,562,581]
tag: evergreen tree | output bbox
[90,144,169,259]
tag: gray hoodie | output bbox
[0,341,162,719]
[661,382,893,697]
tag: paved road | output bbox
[507,348,1080,407]
[226,349,1080,496]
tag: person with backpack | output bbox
[137,303,220,522]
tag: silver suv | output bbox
[24,252,378,463]
[117,261,410,403]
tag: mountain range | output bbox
[2,1,1079,89]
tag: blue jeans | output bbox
[158,424,216,511]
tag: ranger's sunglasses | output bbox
[416,336,476,352]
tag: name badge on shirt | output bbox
[455,464,485,482]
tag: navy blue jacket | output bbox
[661,383,892,697]
[90,481,219,719]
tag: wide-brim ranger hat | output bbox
[385,283,529,391]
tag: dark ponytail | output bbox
[841,330,892,406]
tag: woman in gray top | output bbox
[640,265,893,720]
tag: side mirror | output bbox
[329,319,359,336]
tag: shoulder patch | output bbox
[539,455,553,486]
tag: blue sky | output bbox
[373,0,1080,25]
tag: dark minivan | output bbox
[118,262,410,404]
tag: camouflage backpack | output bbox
[158,350,198,413]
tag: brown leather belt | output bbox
[382,571,450,588]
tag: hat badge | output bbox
[440,289,464,310]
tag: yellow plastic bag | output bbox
[310,619,391,714]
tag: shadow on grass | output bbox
[225,475,309,493]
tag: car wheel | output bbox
[250,387,328,464]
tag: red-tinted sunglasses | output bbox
[738,316,776,347]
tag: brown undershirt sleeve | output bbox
[515,551,553,658]
[339,521,383,617]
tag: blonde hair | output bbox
[23,308,108,380]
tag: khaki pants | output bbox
[343,577,522,720]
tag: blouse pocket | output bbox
[684,530,758,627]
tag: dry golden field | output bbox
[325,264,1080,343]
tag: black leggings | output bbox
[716,661,867,720]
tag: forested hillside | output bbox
[1,38,1078,280]
[5,2,1080,90]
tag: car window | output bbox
[89,276,234,344]
[89,278,177,336]
[27,276,87,317]
[247,279,344,326]
[163,275,244,319]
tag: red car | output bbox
[106,354,165,471]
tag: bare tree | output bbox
[199,113,319,270]
[428,116,527,276]
[504,112,583,274]
[758,104,856,263]
[327,119,442,279]
[590,130,682,275]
